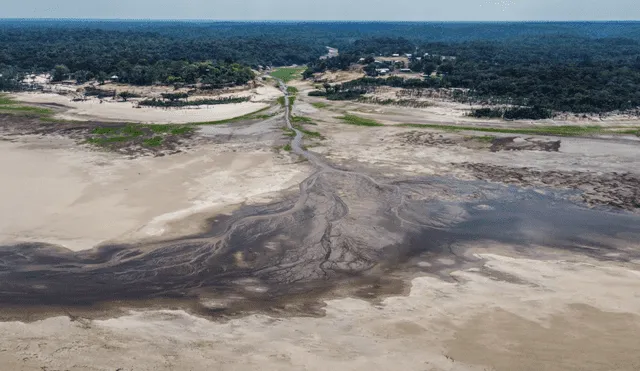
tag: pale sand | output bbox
[10,87,283,124]
[296,79,640,127]
[0,136,309,251]
[0,250,638,371]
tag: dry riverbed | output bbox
[0,89,639,371]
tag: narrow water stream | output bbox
[0,81,638,321]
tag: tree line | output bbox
[306,35,640,114]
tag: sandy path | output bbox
[0,136,309,251]
[0,249,638,371]
[11,90,279,124]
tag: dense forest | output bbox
[2,20,640,114]
[307,34,640,114]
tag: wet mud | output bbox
[1,84,639,322]
[398,131,561,152]
[461,163,640,210]
[1,172,639,321]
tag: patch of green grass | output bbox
[277,96,286,107]
[0,94,55,117]
[286,86,299,95]
[474,135,496,142]
[311,102,329,109]
[291,116,314,124]
[192,106,273,126]
[142,124,194,135]
[288,96,296,106]
[91,127,120,135]
[293,124,324,139]
[618,128,640,136]
[271,67,306,83]
[283,143,292,151]
[251,113,278,120]
[282,127,296,137]
[0,105,54,116]
[86,122,194,150]
[121,125,144,137]
[143,136,164,147]
[147,125,173,134]
[338,114,383,127]
[399,123,612,137]
[0,95,16,105]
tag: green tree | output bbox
[51,64,70,82]
[118,91,137,101]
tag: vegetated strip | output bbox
[311,102,328,109]
[271,67,307,83]
[86,124,195,148]
[400,123,640,137]
[0,94,54,117]
[139,96,250,107]
[293,124,324,139]
[338,114,383,127]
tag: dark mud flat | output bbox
[398,131,561,152]
[0,113,195,156]
[1,172,639,322]
[461,163,640,210]
[1,84,640,322]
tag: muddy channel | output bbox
[1,84,639,322]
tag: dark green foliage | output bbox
[0,66,23,90]
[308,90,327,97]
[357,97,433,108]
[399,123,633,137]
[84,87,116,98]
[469,108,504,118]
[51,64,70,82]
[118,91,139,101]
[327,90,367,101]
[161,93,189,101]
[3,21,640,113]
[304,53,360,77]
[469,106,553,120]
[139,96,249,107]
[503,106,553,120]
